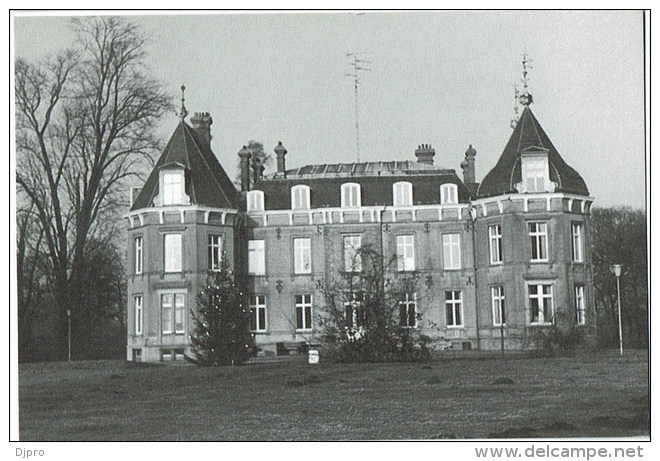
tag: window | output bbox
[393,181,413,206]
[528,283,553,324]
[442,233,461,270]
[163,171,184,205]
[250,295,267,332]
[248,240,266,275]
[528,222,548,262]
[291,185,311,210]
[134,295,143,335]
[294,238,312,274]
[488,225,503,264]
[396,235,415,271]
[440,184,458,204]
[246,190,264,212]
[445,290,463,327]
[571,222,584,262]
[134,236,143,274]
[344,292,364,328]
[164,234,182,273]
[208,235,222,271]
[491,286,505,326]
[161,293,185,334]
[522,156,548,193]
[341,183,361,208]
[295,294,313,330]
[399,293,417,328]
[343,235,362,272]
[575,285,586,325]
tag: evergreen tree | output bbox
[189,256,254,366]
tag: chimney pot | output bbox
[274,141,288,174]
[190,112,213,150]
[414,143,436,166]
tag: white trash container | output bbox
[308,349,319,364]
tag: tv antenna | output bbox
[345,52,372,163]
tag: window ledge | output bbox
[446,325,464,329]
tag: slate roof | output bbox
[255,168,471,210]
[477,107,589,198]
[131,121,238,211]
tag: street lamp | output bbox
[610,264,623,356]
[67,309,72,362]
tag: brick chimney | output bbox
[460,145,477,185]
[238,146,251,191]
[274,141,287,174]
[190,112,213,150]
[414,144,436,165]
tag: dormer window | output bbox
[440,184,458,204]
[161,168,185,206]
[247,190,264,212]
[393,181,413,206]
[341,183,361,208]
[291,185,310,210]
[520,148,554,193]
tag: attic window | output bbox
[163,171,184,205]
[247,190,264,212]
[291,185,310,210]
[520,150,552,194]
[341,183,361,208]
[393,182,413,206]
[440,184,458,204]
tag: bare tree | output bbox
[15,16,171,359]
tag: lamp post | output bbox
[610,264,623,356]
[67,309,72,362]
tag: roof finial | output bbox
[511,83,521,129]
[518,52,533,107]
[178,84,188,121]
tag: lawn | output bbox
[18,351,649,441]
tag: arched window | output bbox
[246,190,264,212]
[440,183,458,205]
[341,183,361,208]
[291,185,311,210]
[393,181,413,206]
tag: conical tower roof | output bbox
[131,121,238,211]
[477,107,589,198]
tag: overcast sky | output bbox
[14,11,646,209]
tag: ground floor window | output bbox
[295,294,313,330]
[491,286,505,326]
[161,292,186,334]
[575,284,586,325]
[344,292,365,328]
[445,290,463,327]
[529,283,553,324]
[399,293,417,328]
[250,295,267,332]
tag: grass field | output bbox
[18,351,649,441]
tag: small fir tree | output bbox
[189,256,254,366]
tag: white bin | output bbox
[308,349,319,364]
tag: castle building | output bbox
[125,88,594,362]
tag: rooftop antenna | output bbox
[345,52,372,163]
[178,84,188,121]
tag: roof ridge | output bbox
[182,122,235,207]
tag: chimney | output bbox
[460,144,477,185]
[238,146,251,191]
[414,144,436,165]
[274,141,287,174]
[190,112,213,150]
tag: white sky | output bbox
[13,11,646,208]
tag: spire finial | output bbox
[518,53,533,107]
[511,83,521,129]
[178,84,188,121]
